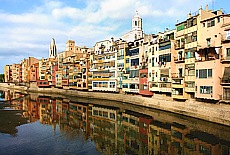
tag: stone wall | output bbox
[0,82,230,126]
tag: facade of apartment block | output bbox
[3,5,230,102]
[90,39,118,92]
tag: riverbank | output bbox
[1,83,230,126]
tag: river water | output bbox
[0,90,229,155]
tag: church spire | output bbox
[49,38,57,58]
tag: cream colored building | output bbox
[90,39,118,92]
[149,29,175,96]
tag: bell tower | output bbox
[49,38,57,58]
[132,11,142,31]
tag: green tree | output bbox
[0,74,4,82]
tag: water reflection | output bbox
[0,90,230,155]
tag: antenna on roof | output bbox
[212,0,215,10]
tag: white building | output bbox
[122,11,144,42]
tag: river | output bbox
[0,89,229,155]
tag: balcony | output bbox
[221,78,230,85]
[172,79,184,89]
[198,41,215,49]
[174,57,185,63]
[172,88,185,99]
[158,82,172,92]
[185,87,195,92]
[171,73,183,79]
[184,75,195,81]
[185,57,195,64]
[221,55,230,62]
[221,34,230,43]
[92,78,110,81]
[172,94,186,100]
[175,42,185,50]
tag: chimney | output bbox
[206,5,208,11]
[220,8,223,13]
[188,13,192,18]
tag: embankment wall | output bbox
[1,83,230,126]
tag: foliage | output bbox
[0,74,4,82]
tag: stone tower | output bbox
[49,38,57,58]
[132,11,142,31]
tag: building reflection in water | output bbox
[7,93,230,155]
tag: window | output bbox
[199,145,211,155]
[159,53,171,63]
[185,64,195,76]
[110,82,115,88]
[126,58,130,63]
[135,21,137,26]
[199,69,207,78]
[203,23,205,27]
[140,73,147,78]
[207,20,215,27]
[93,110,98,115]
[129,70,139,78]
[185,31,197,44]
[226,30,230,39]
[159,43,171,51]
[93,82,98,87]
[185,82,195,88]
[103,112,108,118]
[110,113,115,119]
[217,17,220,23]
[140,84,148,90]
[152,57,155,67]
[207,38,211,47]
[131,58,139,66]
[130,84,135,89]
[184,48,196,59]
[200,86,213,94]
[196,69,212,78]
[227,48,230,56]
[122,84,128,88]
[130,48,139,56]
[208,69,212,77]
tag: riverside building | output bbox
[3,5,230,103]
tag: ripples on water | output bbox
[0,90,229,155]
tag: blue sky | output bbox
[0,0,230,73]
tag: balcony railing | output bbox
[198,41,215,49]
[221,78,230,85]
[175,42,185,49]
[221,55,230,62]
[171,73,183,79]
[174,57,185,63]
